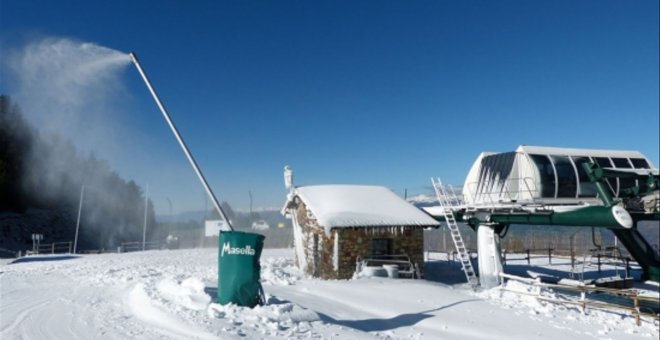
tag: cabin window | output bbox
[630,158,650,169]
[618,176,637,195]
[551,156,578,198]
[529,154,556,198]
[618,180,637,195]
[571,156,598,197]
[594,157,613,167]
[612,158,632,168]
[372,238,392,256]
[611,158,637,194]
[593,157,618,196]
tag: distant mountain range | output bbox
[159,193,442,223]
[406,193,439,208]
[157,209,290,227]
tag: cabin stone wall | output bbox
[335,227,424,279]
[294,200,425,280]
[295,201,336,279]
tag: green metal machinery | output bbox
[449,162,659,282]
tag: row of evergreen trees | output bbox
[0,95,156,250]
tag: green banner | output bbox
[217,231,265,307]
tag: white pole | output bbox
[129,53,233,231]
[73,185,85,254]
[201,192,207,248]
[142,183,149,251]
[166,197,173,237]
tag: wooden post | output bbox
[527,249,531,265]
[597,254,601,274]
[52,243,55,254]
[570,235,575,271]
[571,250,575,270]
[633,293,640,326]
[548,248,552,265]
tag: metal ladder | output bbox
[431,178,479,286]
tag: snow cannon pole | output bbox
[129,52,234,231]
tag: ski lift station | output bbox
[428,145,659,287]
[463,145,657,207]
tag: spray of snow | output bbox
[1,38,151,248]
[4,38,131,154]
[3,38,134,190]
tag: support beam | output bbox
[611,227,660,282]
[477,224,504,288]
[488,206,632,229]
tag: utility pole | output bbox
[73,185,85,254]
[200,191,208,248]
[142,183,149,251]
[249,190,253,218]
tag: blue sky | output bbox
[1,0,658,214]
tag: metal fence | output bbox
[26,242,73,255]
[500,273,659,326]
[119,241,163,253]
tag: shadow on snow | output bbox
[11,255,80,264]
[203,286,481,333]
[316,298,481,332]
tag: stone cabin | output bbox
[281,184,440,279]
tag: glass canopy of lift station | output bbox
[463,145,658,206]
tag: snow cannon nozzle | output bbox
[128,52,138,65]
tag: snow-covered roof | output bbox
[287,185,440,231]
[516,145,648,159]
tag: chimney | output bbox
[284,165,293,192]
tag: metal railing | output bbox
[28,242,73,255]
[0,247,18,257]
[356,254,421,279]
[503,248,554,266]
[500,273,659,326]
[465,177,541,208]
[425,249,478,262]
[119,241,163,253]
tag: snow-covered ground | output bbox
[1,248,658,339]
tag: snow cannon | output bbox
[218,231,265,307]
[130,52,267,306]
[129,52,233,227]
